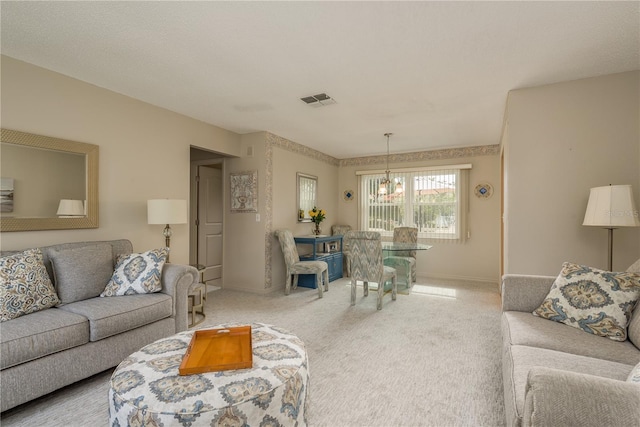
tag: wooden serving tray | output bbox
[179,325,253,375]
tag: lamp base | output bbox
[606,227,615,271]
[163,224,172,262]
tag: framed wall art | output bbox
[230,170,258,213]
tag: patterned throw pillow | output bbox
[533,262,640,341]
[0,248,60,321]
[628,362,640,384]
[100,248,168,297]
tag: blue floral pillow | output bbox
[0,248,60,321]
[100,248,168,297]
[533,262,640,341]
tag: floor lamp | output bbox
[147,199,187,262]
[583,185,640,271]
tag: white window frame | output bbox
[357,164,471,240]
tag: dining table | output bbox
[382,241,432,293]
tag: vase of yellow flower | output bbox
[309,206,326,235]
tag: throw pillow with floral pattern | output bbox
[0,248,60,321]
[533,262,640,341]
[101,248,168,297]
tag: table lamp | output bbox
[583,184,640,271]
[147,199,187,261]
[57,199,84,218]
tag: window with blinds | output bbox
[358,165,470,240]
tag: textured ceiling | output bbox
[1,1,638,159]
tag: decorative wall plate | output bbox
[343,190,354,201]
[475,183,493,198]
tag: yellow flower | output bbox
[308,206,326,224]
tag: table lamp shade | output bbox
[57,199,84,216]
[583,185,640,227]
[147,199,187,225]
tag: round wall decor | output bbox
[343,189,355,201]
[475,183,493,198]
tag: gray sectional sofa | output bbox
[501,267,640,427]
[0,239,198,412]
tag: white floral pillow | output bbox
[100,248,168,297]
[533,262,640,341]
[0,248,60,321]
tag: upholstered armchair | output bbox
[331,224,352,277]
[385,226,418,284]
[274,229,329,298]
[343,231,397,310]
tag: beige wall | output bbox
[0,56,240,265]
[222,132,268,292]
[503,71,640,274]
[339,152,501,282]
[270,141,340,290]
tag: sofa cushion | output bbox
[502,311,640,366]
[49,244,114,305]
[0,307,89,369]
[0,249,60,321]
[504,344,633,426]
[627,361,640,383]
[628,307,640,351]
[626,260,640,349]
[533,262,640,341]
[59,293,172,341]
[101,248,168,297]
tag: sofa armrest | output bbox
[160,263,199,333]
[523,367,640,427]
[501,274,555,313]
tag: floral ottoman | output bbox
[108,323,309,426]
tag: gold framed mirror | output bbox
[297,172,317,222]
[1,128,99,232]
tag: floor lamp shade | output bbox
[583,185,640,228]
[147,199,188,225]
[583,185,640,271]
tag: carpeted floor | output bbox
[0,277,505,427]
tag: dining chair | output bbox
[386,226,418,284]
[331,224,352,277]
[344,231,397,310]
[274,229,329,298]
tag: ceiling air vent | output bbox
[300,93,337,108]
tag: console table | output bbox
[294,235,343,288]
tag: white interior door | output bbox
[197,165,223,289]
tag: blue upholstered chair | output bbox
[274,229,329,298]
[385,226,418,284]
[344,231,397,310]
[331,224,352,277]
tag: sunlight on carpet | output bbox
[347,281,457,298]
[411,284,457,298]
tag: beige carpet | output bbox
[0,277,505,427]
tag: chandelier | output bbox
[378,133,403,195]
